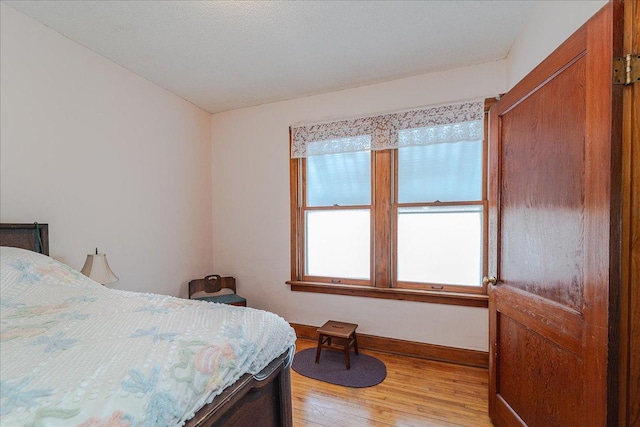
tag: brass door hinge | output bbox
[613,54,640,85]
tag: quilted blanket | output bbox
[0,247,296,426]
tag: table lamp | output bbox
[81,248,119,285]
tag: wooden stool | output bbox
[315,320,359,370]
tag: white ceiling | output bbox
[4,1,534,114]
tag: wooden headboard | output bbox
[0,223,49,255]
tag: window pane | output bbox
[397,205,482,286]
[307,151,371,207]
[306,210,370,279]
[398,141,482,203]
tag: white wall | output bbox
[210,0,607,352]
[506,0,607,89]
[0,0,605,351]
[0,4,213,297]
[211,61,507,352]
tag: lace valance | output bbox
[291,99,484,158]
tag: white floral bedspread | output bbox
[0,247,296,427]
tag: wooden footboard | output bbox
[185,349,293,427]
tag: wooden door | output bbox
[619,1,640,424]
[488,2,623,426]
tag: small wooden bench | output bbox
[315,320,359,370]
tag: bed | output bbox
[0,223,296,427]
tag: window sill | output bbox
[286,281,488,308]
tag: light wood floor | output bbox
[291,338,493,427]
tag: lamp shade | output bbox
[81,253,119,285]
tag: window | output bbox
[288,99,490,306]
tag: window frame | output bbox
[287,99,495,307]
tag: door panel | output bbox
[499,53,586,312]
[497,314,582,426]
[488,2,622,426]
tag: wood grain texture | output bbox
[481,102,493,293]
[583,4,622,425]
[288,281,488,307]
[620,0,640,424]
[497,315,582,426]
[291,323,488,368]
[499,53,586,310]
[493,286,583,356]
[290,130,301,281]
[291,338,492,427]
[0,223,49,255]
[495,26,586,118]
[489,3,621,425]
[374,150,392,288]
[172,351,294,427]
